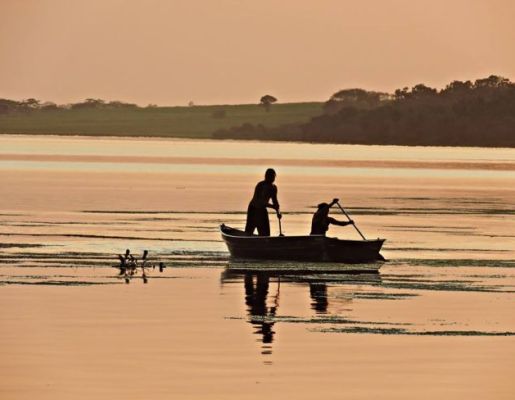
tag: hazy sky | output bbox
[1,0,514,106]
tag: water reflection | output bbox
[244,273,279,349]
[222,264,382,359]
[309,283,328,314]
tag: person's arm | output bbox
[267,185,280,211]
[328,217,353,227]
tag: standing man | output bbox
[245,168,281,236]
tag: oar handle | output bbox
[336,202,367,240]
[277,211,284,236]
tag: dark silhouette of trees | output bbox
[22,98,41,108]
[260,95,277,111]
[40,101,59,111]
[106,100,138,109]
[474,75,511,89]
[410,84,438,98]
[0,97,138,114]
[214,75,515,147]
[0,98,43,113]
[324,88,390,113]
[0,99,21,114]
[71,99,137,109]
[442,80,473,94]
[70,98,107,109]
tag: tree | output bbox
[410,84,437,98]
[22,98,40,108]
[40,101,59,111]
[394,87,411,100]
[260,95,277,112]
[474,75,511,89]
[443,80,472,93]
[325,88,390,113]
[70,98,106,109]
[0,98,20,114]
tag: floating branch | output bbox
[116,249,166,284]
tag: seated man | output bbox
[310,198,354,236]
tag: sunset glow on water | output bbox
[1,135,514,399]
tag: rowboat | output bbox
[220,224,385,264]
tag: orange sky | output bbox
[1,0,514,106]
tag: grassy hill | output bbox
[0,102,323,138]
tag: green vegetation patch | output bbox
[0,102,322,138]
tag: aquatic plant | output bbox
[116,249,165,284]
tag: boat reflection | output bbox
[221,261,382,359]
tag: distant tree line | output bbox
[0,93,280,115]
[0,98,139,114]
[213,75,515,147]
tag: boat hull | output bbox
[220,225,385,263]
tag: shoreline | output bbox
[1,132,515,150]
[0,132,515,150]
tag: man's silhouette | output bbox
[245,168,280,236]
[310,198,354,235]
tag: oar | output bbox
[335,202,366,240]
[277,212,284,236]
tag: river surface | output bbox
[1,135,514,399]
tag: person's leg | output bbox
[256,209,270,236]
[263,211,270,236]
[245,205,257,235]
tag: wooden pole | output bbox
[335,202,367,240]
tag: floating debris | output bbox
[116,249,166,284]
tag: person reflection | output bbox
[309,282,328,314]
[244,272,278,350]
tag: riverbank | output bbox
[0,102,322,138]
[2,95,514,148]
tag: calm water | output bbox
[1,135,514,399]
